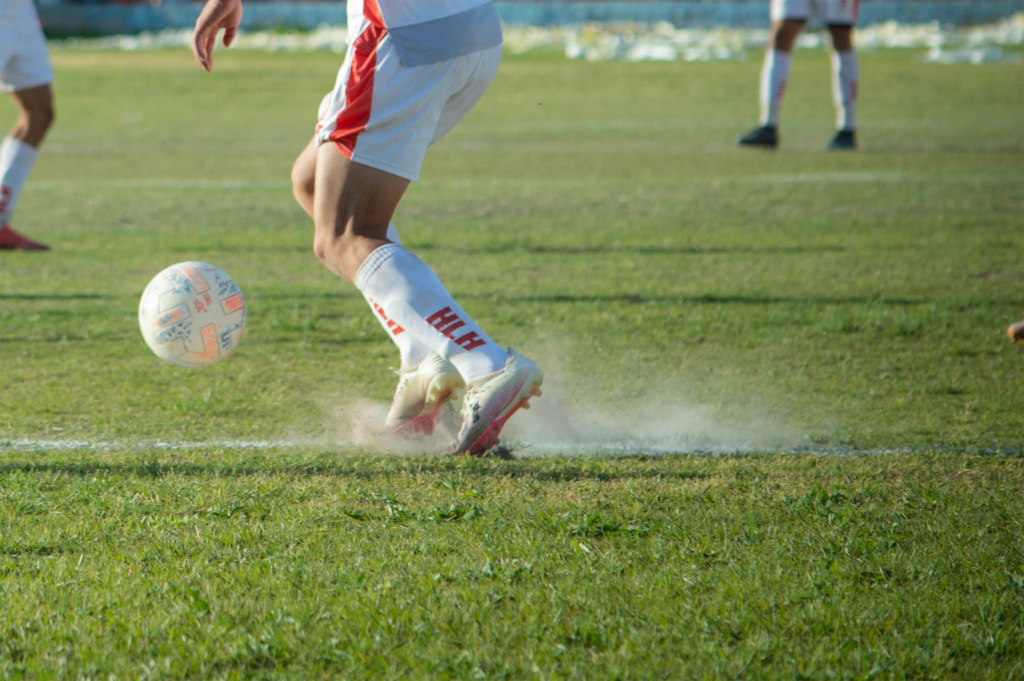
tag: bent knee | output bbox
[290,173,312,202]
[291,162,313,196]
[28,105,55,131]
[312,232,330,266]
[312,225,356,266]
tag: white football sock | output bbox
[759,50,792,128]
[0,137,38,227]
[0,137,16,169]
[831,50,859,131]
[355,243,510,383]
[361,223,433,369]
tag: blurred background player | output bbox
[192,0,543,456]
[737,0,859,151]
[0,0,56,250]
[1008,312,1024,343]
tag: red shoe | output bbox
[1009,312,1024,343]
[0,225,50,251]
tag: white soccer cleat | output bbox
[386,352,465,437]
[451,348,543,456]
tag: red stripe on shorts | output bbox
[362,0,384,27]
[328,23,385,159]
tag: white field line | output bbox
[24,173,919,193]
[1,439,1019,457]
[0,439,732,455]
[733,172,910,184]
[27,179,291,190]
[0,439,305,452]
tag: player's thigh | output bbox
[291,136,319,216]
[0,24,54,97]
[429,45,502,148]
[313,143,410,242]
[769,20,805,51]
[292,136,319,190]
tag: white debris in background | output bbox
[53,14,1024,64]
[551,13,1024,62]
[922,46,1021,64]
[56,25,352,52]
[559,23,752,62]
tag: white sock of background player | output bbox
[360,223,434,369]
[831,50,859,131]
[356,244,510,383]
[759,50,792,128]
[0,137,39,227]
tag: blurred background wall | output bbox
[35,0,1024,36]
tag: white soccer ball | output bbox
[138,262,247,368]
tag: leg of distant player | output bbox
[0,84,54,250]
[827,23,858,150]
[738,19,803,148]
[312,147,541,453]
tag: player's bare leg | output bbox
[312,145,541,454]
[195,0,537,451]
[291,137,459,435]
[827,23,858,150]
[738,19,803,149]
[0,84,54,250]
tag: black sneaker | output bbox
[827,129,857,151]
[737,126,778,149]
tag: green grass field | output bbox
[0,45,1022,678]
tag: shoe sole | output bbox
[462,375,544,457]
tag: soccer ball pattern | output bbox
[139,262,247,368]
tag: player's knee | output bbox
[291,169,314,207]
[312,232,331,266]
[312,221,354,267]
[290,155,313,192]
[29,104,55,133]
[770,35,794,51]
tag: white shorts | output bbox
[0,21,54,93]
[771,0,859,25]
[315,22,501,182]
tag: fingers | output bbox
[191,0,242,72]
[191,30,211,72]
[206,32,217,68]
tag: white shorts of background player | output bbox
[771,0,859,26]
[0,21,54,93]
